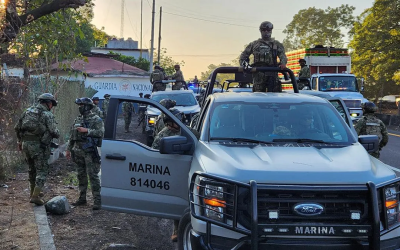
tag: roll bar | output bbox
[202,67,299,106]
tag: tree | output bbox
[0,0,90,43]
[283,5,355,50]
[108,52,150,71]
[75,23,111,54]
[349,0,400,100]
[153,48,184,75]
[200,62,235,87]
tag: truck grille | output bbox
[236,187,370,230]
[343,99,361,108]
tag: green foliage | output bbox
[108,52,150,71]
[154,48,185,75]
[63,172,79,186]
[283,4,356,50]
[200,63,235,87]
[75,23,111,54]
[349,0,400,100]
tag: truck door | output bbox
[101,97,197,220]
[326,97,357,137]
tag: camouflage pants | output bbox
[369,151,380,158]
[72,148,101,203]
[252,72,281,92]
[124,113,132,131]
[22,141,51,189]
[153,82,166,92]
[172,82,183,90]
[297,81,305,90]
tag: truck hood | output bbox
[198,142,395,185]
[323,91,368,102]
[146,105,200,116]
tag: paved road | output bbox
[379,127,400,176]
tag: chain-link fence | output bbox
[0,76,97,180]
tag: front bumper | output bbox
[190,230,400,250]
[190,173,400,250]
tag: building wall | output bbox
[85,76,152,98]
[91,49,150,61]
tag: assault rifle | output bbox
[81,120,101,164]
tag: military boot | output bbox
[30,187,45,205]
[72,191,87,206]
[92,197,101,210]
[29,184,34,197]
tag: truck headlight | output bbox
[148,116,156,125]
[192,177,231,222]
[385,185,400,228]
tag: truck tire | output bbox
[178,211,192,250]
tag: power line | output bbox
[125,2,140,41]
[163,11,283,30]
[159,0,262,23]
[169,54,238,57]
[145,0,151,8]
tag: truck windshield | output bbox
[319,76,359,92]
[151,93,197,106]
[209,102,356,145]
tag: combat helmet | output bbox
[163,108,183,124]
[104,94,111,98]
[38,93,57,106]
[92,97,100,101]
[259,21,273,31]
[159,99,176,109]
[299,58,306,63]
[154,65,161,70]
[75,97,95,114]
[362,102,378,114]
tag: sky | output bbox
[91,0,374,79]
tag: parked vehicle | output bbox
[143,90,200,146]
[377,95,400,110]
[286,46,369,120]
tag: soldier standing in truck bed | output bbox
[239,21,287,92]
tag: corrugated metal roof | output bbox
[51,56,149,77]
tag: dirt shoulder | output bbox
[0,157,176,250]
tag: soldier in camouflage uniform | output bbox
[151,108,183,242]
[102,94,111,120]
[122,101,134,133]
[66,97,104,210]
[355,102,388,158]
[153,99,177,138]
[14,93,60,205]
[91,97,104,119]
[169,64,185,90]
[298,58,311,90]
[151,65,166,92]
[239,21,287,92]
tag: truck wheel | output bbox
[178,211,192,250]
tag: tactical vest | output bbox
[152,70,164,82]
[253,41,278,66]
[364,116,383,142]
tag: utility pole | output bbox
[139,0,143,58]
[149,0,155,73]
[120,0,125,38]
[157,6,162,64]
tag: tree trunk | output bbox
[1,0,88,43]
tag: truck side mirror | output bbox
[159,136,193,155]
[358,135,379,153]
[359,78,365,92]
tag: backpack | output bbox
[20,106,46,136]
